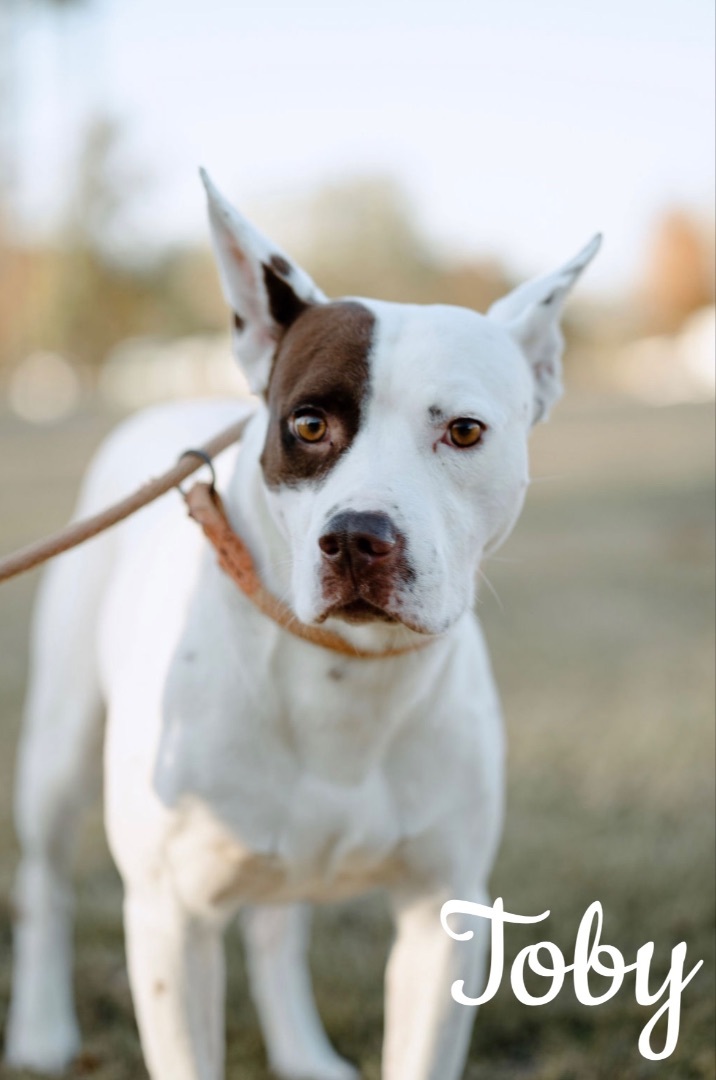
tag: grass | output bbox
[0,394,713,1079]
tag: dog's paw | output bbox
[271,1049,360,1080]
[4,1013,81,1075]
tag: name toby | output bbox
[440,898,702,1061]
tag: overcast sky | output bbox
[11,0,715,291]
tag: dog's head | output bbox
[202,171,600,637]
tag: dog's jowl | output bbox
[5,171,600,1080]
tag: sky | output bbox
[8,0,715,291]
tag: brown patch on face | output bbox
[261,301,375,488]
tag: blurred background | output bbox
[0,1,714,1077]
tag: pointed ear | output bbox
[200,169,327,393]
[488,234,602,423]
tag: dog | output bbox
[5,170,599,1080]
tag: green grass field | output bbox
[0,395,713,1079]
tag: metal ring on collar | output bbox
[177,449,217,495]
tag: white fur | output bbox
[6,176,599,1079]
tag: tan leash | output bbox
[0,413,433,660]
[0,417,252,585]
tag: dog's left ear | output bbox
[200,169,327,393]
[488,234,602,423]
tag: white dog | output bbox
[5,172,599,1080]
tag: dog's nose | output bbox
[319,511,398,565]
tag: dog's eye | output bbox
[291,411,328,443]
[447,418,486,448]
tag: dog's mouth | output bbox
[319,598,400,625]
[316,596,438,636]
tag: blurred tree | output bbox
[62,114,144,261]
[1,110,238,376]
[0,0,94,214]
[42,116,173,366]
[639,209,715,334]
[5,117,149,369]
[0,2,229,379]
[36,0,91,7]
[0,2,17,217]
[1,167,518,376]
[277,175,509,310]
[289,176,438,301]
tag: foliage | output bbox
[0,155,513,375]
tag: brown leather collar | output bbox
[183,482,434,660]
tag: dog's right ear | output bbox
[200,169,326,394]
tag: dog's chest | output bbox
[159,620,449,911]
[167,765,406,912]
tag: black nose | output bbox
[319,511,398,564]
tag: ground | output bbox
[0,394,713,1080]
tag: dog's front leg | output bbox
[123,882,225,1080]
[383,885,490,1080]
[241,903,359,1080]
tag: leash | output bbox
[0,411,432,660]
[0,416,253,585]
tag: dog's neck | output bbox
[221,409,454,656]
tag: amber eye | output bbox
[448,418,486,448]
[292,412,328,443]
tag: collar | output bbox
[183,482,435,660]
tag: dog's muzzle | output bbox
[317,511,410,624]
